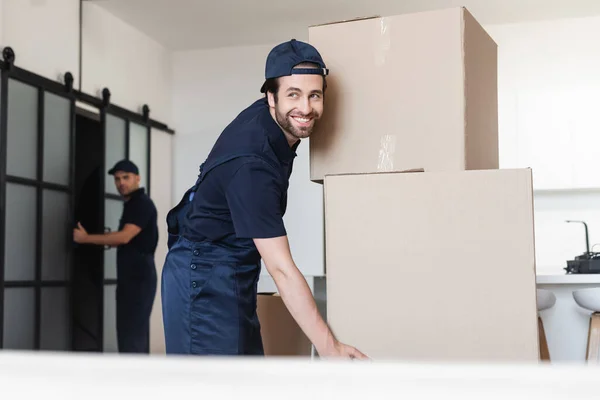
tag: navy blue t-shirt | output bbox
[179,98,299,243]
[119,188,159,255]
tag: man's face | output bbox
[113,171,140,197]
[267,74,324,143]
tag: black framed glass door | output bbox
[0,47,171,352]
[0,68,76,351]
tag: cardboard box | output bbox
[323,169,539,361]
[257,293,312,356]
[308,7,498,182]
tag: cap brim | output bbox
[108,168,138,175]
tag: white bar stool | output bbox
[573,288,600,362]
[537,289,556,361]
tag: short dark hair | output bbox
[263,78,281,100]
[264,62,327,102]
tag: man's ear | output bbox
[266,91,276,108]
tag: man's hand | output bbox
[73,222,88,244]
[320,340,370,360]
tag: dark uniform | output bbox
[114,178,159,353]
[162,39,328,355]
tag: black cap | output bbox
[260,39,329,93]
[108,159,139,175]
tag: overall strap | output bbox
[188,153,275,201]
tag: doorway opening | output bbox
[72,109,104,352]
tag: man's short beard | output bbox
[274,107,314,139]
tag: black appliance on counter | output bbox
[564,220,600,274]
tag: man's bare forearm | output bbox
[81,232,127,247]
[269,263,337,356]
[254,236,340,356]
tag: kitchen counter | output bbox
[536,273,600,284]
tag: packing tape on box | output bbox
[374,18,395,172]
[377,134,396,172]
[374,17,391,67]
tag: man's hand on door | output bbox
[73,222,88,244]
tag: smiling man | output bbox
[73,160,158,354]
[163,39,367,359]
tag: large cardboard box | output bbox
[257,293,312,356]
[308,7,498,182]
[324,169,539,361]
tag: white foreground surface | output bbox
[0,351,600,399]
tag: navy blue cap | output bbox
[260,39,329,93]
[108,159,139,175]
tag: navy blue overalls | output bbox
[116,246,157,353]
[115,188,158,353]
[161,98,295,355]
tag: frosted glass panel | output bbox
[42,190,70,281]
[41,287,70,351]
[105,115,126,194]
[3,288,35,350]
[7,79,38,179]
[5,183,36,281]
[104,198,123,280]
[129,122,148,189]
[43,92,71,186]
[103,284,118,352]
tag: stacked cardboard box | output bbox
[257,293,312,356]
[309,7,540,361]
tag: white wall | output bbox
[82,3,173,125]
[487,16,600,191]
[0,1,173,127]
[149,128,173,354]
[171,42,324,277]
[0,0,80,83]
[0,0,4,46]
[485,15,600,273]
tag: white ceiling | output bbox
[90,0,600,51]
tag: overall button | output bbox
[193,250,200,256]
[192,281,197,288]
[190,264,197,270]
